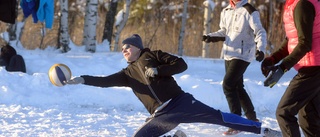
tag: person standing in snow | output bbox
[64,34,280,137]
[202,0,267,135]
[262,0,320,136]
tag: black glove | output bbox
[264,65,285,88]
[202,35,209,41]
[255,50,264,62]
[202,35,225,43]
[261,57,275,77]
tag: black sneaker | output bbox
[263,128,282,137]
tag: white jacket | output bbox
[208,0,267,62]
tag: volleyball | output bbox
[48,63,72,87]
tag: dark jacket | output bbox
[0,0,17,24]
[81,48,187,114]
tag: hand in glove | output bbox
[202,35,225,43]
[255,50,264,62]
[261,57,275,77]
[264,65,285,88]
[145,67,158,77]
[64,77,85,85]
[202,35,209,41]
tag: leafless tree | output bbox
[102,0,118,50]
[178,0,189,56]
[113,0,131,52]
[83,0,98,53]
[202,0,215,58]
[58,0,70,53]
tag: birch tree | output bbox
[102,0,118,50]
[177,0,188,56]
[113,0,131,52]
[83,0,98,53]
[58,0,70,53]
[266,0,273,55]
[202,0,215,58]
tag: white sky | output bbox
[0,40,302,136]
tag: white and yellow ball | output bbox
[48,63,72,87]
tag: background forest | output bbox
[0,0,286,58]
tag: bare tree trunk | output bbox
[102,0,118,50]
[17,18,26,47]
[83,0,98,53]
[178,0,189,56]
[59,0,70,53]
[39,23,46,49]
[7,24,17,41]
[202,0,214,58]
[268,1,285,55]
[266,0,273,55]
[113,0,131,52]
[7,0,18,43]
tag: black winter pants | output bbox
[276,67,320,137]
[133,93,262,137]
[222,59,257,120]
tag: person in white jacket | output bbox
[203,0,267,135]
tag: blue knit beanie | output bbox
[122,34,143,49]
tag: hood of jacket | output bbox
[227,0,248,9]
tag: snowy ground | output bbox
[0,42,303,137]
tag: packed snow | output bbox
[0,41,303,136]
